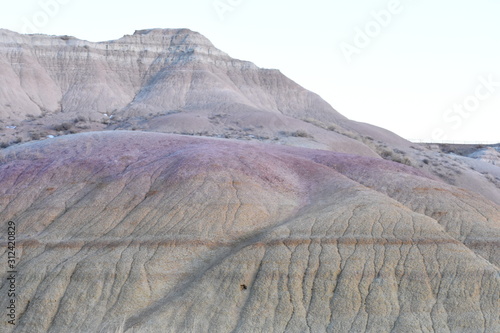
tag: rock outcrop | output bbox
[0,28,383,157]
[0,28,343,124]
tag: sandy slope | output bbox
[0,132,498,332]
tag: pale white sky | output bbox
[1,0,499,143]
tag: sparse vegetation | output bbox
[302,117,359,140]
[378,148,395,159]
[74,116,87,123]
[376,147,413,166]
[29,132,41,140]
[432,169,456,185]
[326,124,360,140]
[53,122,73,131]
[302,117,421,166]
[279,130,313,139]
[0,137,23,148]
[292,130,311,138]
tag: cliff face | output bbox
[0,28,343,122]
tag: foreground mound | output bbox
[0,132,499,332]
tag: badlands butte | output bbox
[0,28,498,333]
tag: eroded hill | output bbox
[0,28,499,332]
[0,132,498,332]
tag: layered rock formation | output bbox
[0,28,387,156]
[0,28,499,332]
[0,28,499,205]
[0,132,498,332]
[0,28,343,120]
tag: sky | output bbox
[1,0,499,143]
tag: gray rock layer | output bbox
[0,28,344,123]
